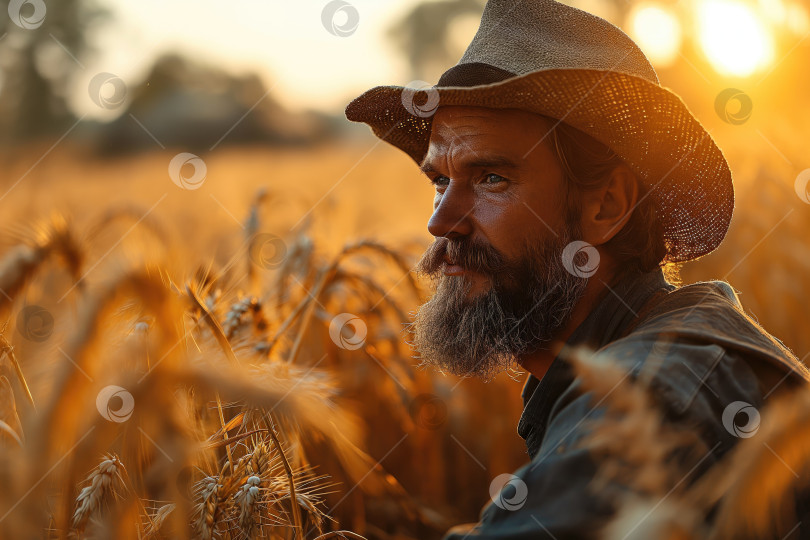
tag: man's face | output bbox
[411,105,589,378]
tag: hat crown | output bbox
[344,0,734,263]
[451,0,659,85]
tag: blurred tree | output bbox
[387,0,486,81]
[93,53,339,155]
[0,0,108,141]
[386,0,640,82]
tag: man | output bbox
[346,0,810,537]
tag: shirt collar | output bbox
[517,267,675,456]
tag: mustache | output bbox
[415,237,507,277]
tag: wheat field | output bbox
[0,131,808,538]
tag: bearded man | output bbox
[346,0,810,537]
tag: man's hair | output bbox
[545,118,678,280]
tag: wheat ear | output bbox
[71,454,125,534]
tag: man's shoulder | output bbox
[590,332,728,417]
[582,278,809,418]
[616,278,810,386]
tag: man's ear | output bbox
[579,164,639,246]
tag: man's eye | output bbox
[483,173,506,184]
[431,175,450,187]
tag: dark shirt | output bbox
[442,267,810,539]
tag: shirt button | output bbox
[556,444,566,453]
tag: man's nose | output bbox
[427,182,473,239]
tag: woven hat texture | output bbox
[345,0,734,262]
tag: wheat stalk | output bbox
[194,475,221,540]
[71,454,126,534]
[312,532,368,540]
[0,331,35,409]
[262,412,304,539]
[0,216,83,316]
[687,385,810,540]
[235,474,263,538]
[187,282,241,475]
[223,297,266,340]
[143,502,175,539]
[193,457,248,540]
[0,375,23,447]
[566,345,709,539]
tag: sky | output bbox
[74,0,434,117]
[72,0,808,120]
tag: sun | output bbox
[628,3,682,67]
[696,0,774,77]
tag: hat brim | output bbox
[345,67,734,264]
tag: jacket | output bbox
[442,267,810,539]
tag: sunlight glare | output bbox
[698,0,774,77]
[628,3,682,67]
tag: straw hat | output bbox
[345,0,734,263]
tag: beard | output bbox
[409,225,589,379]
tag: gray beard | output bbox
[408,229,589,380]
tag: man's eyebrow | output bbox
[418,155,522,174]
[418,160,438,174]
